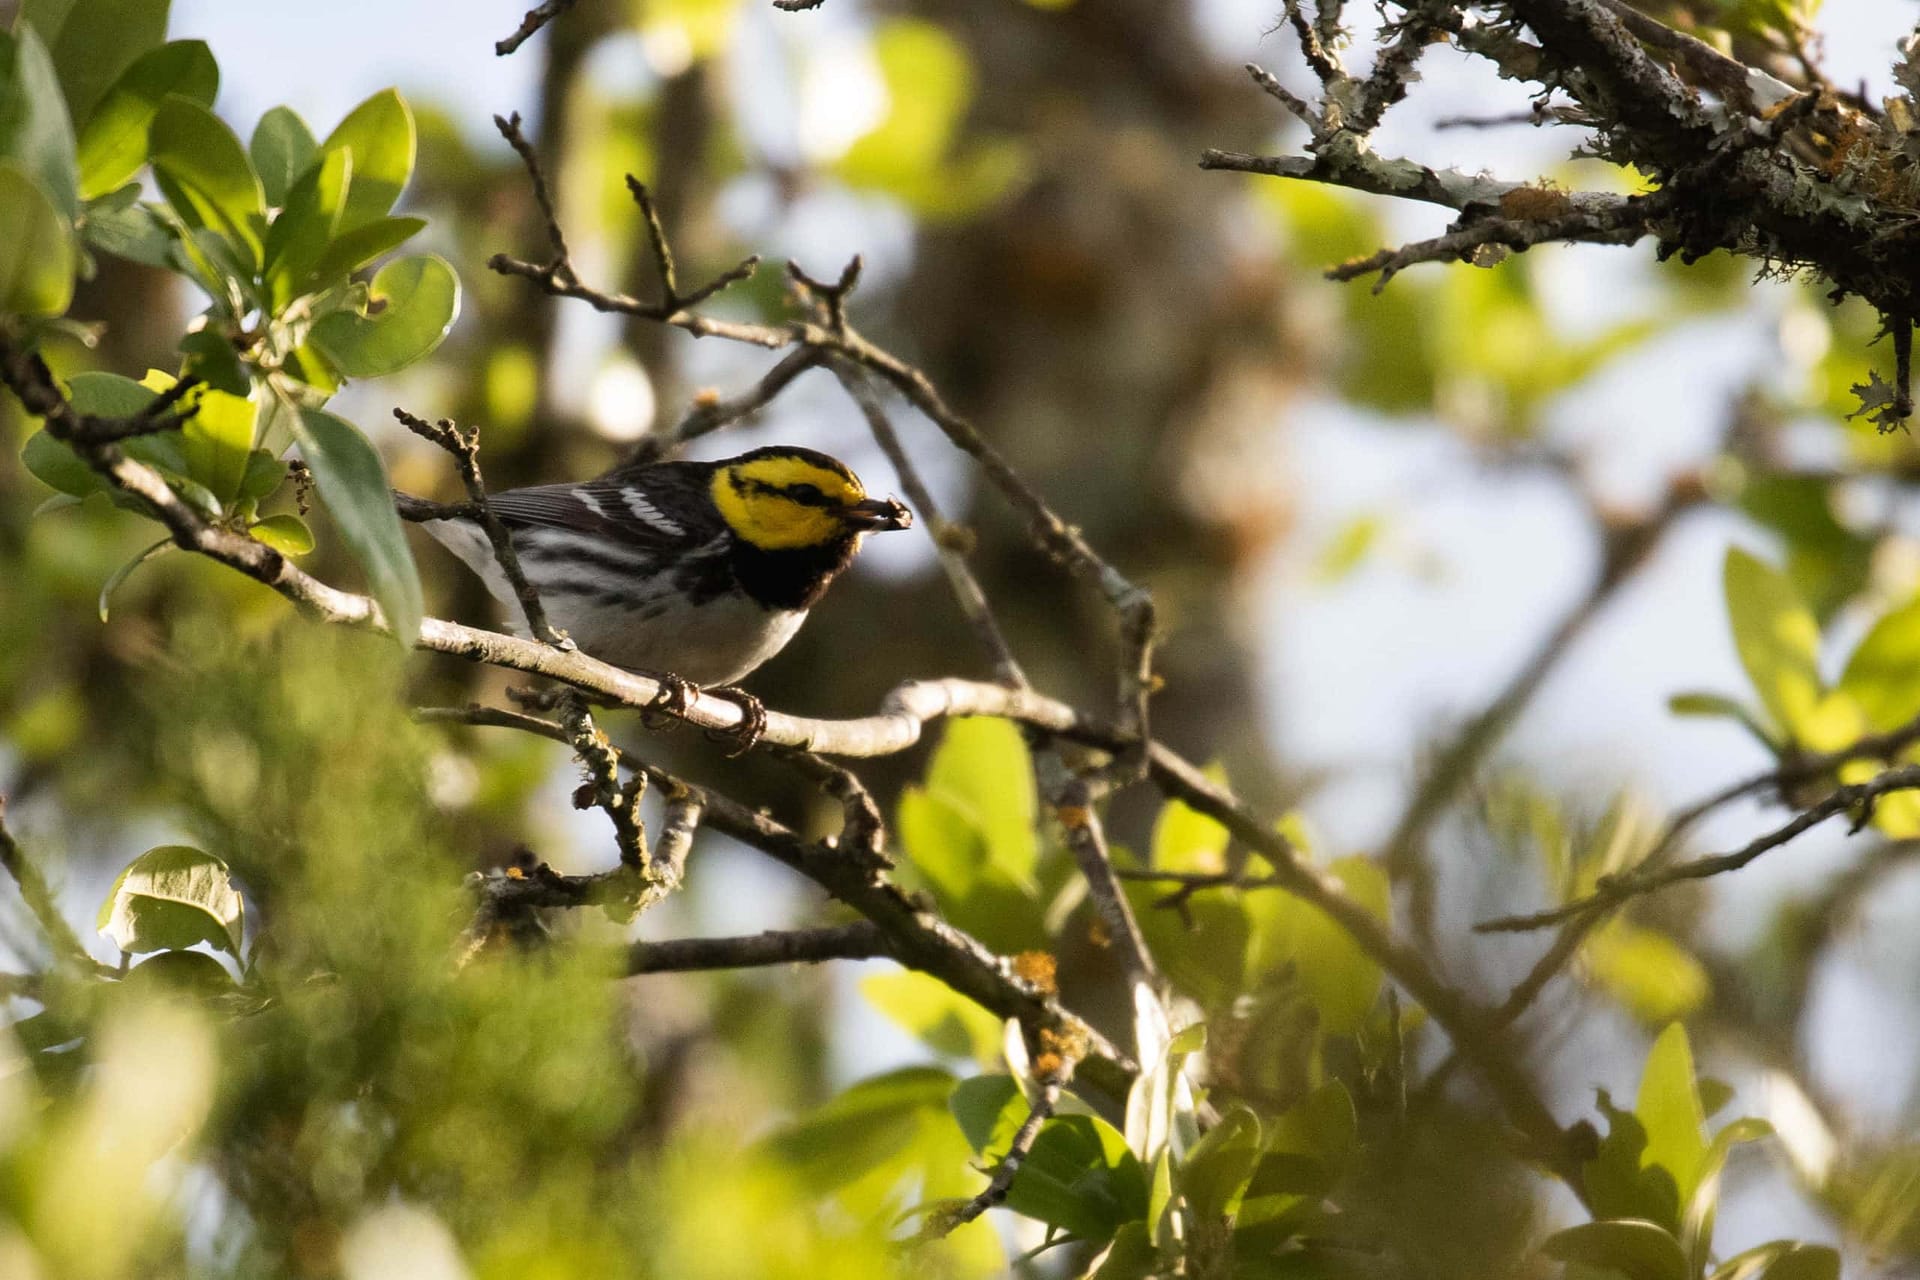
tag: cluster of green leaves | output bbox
[6,0,458,642]
[0,625,915,1278]
[1674,547,1920,836]
[771,726,1836,1278]
[1548,1024,1832,1280]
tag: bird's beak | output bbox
[842,497,913,531]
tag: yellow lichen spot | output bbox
[1011,950,1058,995]
[1497,184,1573,220]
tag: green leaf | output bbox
[861,969,1002,1065]
[1150,770,1231,873]
[928,717,1039,882]
[1583,920,1711,1025]
[768,1066,956,1193]
[122,947,234,995]
[1756,1244,1840,1280]
[148,93,265,264]
[1003,1114,1147,1243]
[1637,1024,1709,1208]
[95,844,244,956]
[80,181,173,266]
[1541,1219,1689,1280]
[136,369,254,503]
[1838,593,1920,731]
[0,26,80,220]
[249,105,315,208]
[306,252,458,378]
[946,1073,1145,1243]
[1710,1241,1797,1280]
[1090,1221,1158,1280]
[249,513,314,556]
[177,325,249,396]
[236,448,284,502]
[20,0,169,129]
[1180,1104,1263,1223]
[291,407,423,644]
[897,717,1045,952]
[1683,1116,1774,1278]
[320,88,413,231]
[1722,548,1833,747]
[262,145,348,305]
[305,213,425,287]
[21,426,99,495]
[98,536,171,621]
[74,39,216,199]
[0,160,75,315]
[949,1074,1022,1154]
[1129,882,1247,1009]
[1666,691,1776,749]
[1244,855,1389,1033]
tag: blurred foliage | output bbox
[4,0,1920,1276]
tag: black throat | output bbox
[726,536,861,611]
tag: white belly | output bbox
[544,587,808,686]
[420,518,808,686]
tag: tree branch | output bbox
[629,922,893,975]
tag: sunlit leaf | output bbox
[307,252,458,378]
[139,368,255,503]
[96,844,244,956]
[1723,548,1833,748]
[262,145,348,305]
[1637,1023,1708,1207]
[249,513,313,556]
[1541,1219,1689,1280]
[73,39,216,199]
[0,160,76,315]
[149,93,265,264]
[1149,770,1230,874]
[861,970,1001,1066]
[320,88,414,232]
[1838,593,1920,732]
[305,213,424,286]
[20,0,169,128]
[1583,921,1711,1025]
[1244,855,1388,1033]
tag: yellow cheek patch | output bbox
[711,457,866,551]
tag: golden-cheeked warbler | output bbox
[411,446,911,707]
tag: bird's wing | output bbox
[484,462,724,549]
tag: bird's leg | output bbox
[701,687,767,756]
[641,672,700,730]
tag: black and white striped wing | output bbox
[484,462,724,551]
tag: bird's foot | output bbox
[641,673,700,730]
[702,687,767,756]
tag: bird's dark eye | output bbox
[789,483,826,505]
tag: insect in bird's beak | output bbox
[842,497,913,531]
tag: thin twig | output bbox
[923,1076,1064,1238]
[831,360,1025,686]
[394,407,570,649]
[488,112,768,342]
[1479,763,1920,933]
[496,0,580,56]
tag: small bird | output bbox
[403,445,911,734]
